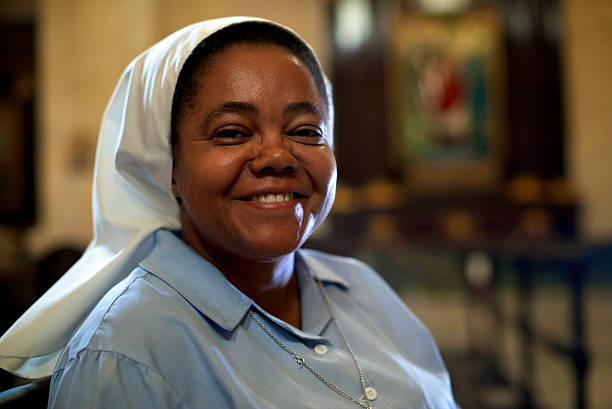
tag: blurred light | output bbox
[520,208,553,239]
[444,210,475,241]
[367,214,399,244]
[507,174,544,204]
[465,251,493,289]
[334,0,374,53]
[418,0,471,14]
[361,179,404,210]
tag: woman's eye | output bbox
[289,128,325,145]
[211,129,250,145]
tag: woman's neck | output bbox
[203,250,302,329]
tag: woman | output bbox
[0,17,457,408]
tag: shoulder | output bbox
[50,347,188,409]
[299,248,441,361]
[55,266,197,372]
[52,265,208,407]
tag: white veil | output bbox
[0,16,333,379]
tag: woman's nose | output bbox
[249,136,298,175]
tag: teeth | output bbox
[252,193,294,203]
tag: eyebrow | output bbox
[282,102,325,119]
[203,101,259,129]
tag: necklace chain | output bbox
[248,270,373,409]
[314,273,369,400]
[248,312,370,408]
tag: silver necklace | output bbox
[248,272,375,409]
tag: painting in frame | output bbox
[387,7,506,192]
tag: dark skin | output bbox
[171,44,337,328]
[207,253,302,327]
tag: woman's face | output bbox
[172,43,336,265]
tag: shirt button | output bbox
[313,344,328,355]
[365,387,378,401]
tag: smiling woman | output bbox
[172,41,337,327]
[0,17,458,409]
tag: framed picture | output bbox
[387,7,506,192]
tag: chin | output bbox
[238,221,314,260]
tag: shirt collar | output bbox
[138,230,349,333]
[139,229,252,331]
[296,249,350,289]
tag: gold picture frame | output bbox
[387,7,506,192]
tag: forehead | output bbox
[191,43,326,110]
[204,43,304,78]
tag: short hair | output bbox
[170,21,329,154]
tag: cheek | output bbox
[307,148,337,210]
[320,165,337,215]
[316,148,337,191]
[176,153,208,195]
[176,148,244,196]
[302,153,336,238]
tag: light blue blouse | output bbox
[49,229,458,409]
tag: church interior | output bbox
[0,0,611,408]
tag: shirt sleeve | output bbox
[48,349,189,409]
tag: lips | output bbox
[236,186,308,203]
[236,191,307,203]
[252,193,293,203]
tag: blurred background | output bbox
[0,0,610,408]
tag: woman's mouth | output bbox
[252,193,294,203]
[249,192,308,203]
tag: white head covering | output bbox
[0,16,333,379]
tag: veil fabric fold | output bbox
[0,16,330,379]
